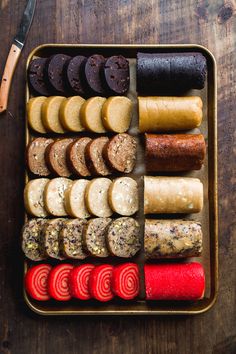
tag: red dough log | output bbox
[70,264,95,300]
[89,264,114,302]
[25,264,52,301]
[145,262,205,301]
[112,263,140,300]
[48,264,73,301]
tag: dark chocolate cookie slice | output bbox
[103,55,130,95]
[28,58,51,96]
[46,54,71,94]
[65,55,87,95]
[84,54,106,95]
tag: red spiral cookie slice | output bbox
[89,265,114,302]
[112,263,140,300]
[48,264,73,301]
[25,264,52,301]
[70,264,95,300]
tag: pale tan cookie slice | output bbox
[41,96,67,133]
[24,178,49,217]
[102,96,133,133]
[59,96,85,132]
[44,177,72,216]
[27,96,47,134]
[80,96,107,133]
[64,179,91,218]
[85,178,113,217]
[108,177,139,216]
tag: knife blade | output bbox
[0,0,37,113]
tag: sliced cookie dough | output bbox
[59,96,85,132]
[106,217,141,258]
[108,177,139,216]
[103,55,130,95]
[46,54,71,94]
[27,137,53,176]
[84,54,106,95]
[24,178,49,217]
[22,218,48,261]
[27,96,47,134]
[44,218,67,260]
[28,58,51,96]
[80,96,107,133]
[65,55,87,95]
[41,96,67,133]
[60,219,88,259]
[66,137,92,177]
[102,96,132,133]
[83,217,111,257]
[64,179,91,219]
[45,138,74,177]
[44,177,72,216]
[85,136,112,176]
[103,133,137,173]
[85,178,113,217]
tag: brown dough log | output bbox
[145,133,206,171]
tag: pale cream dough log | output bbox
[144,176,203,214]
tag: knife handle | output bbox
[0,44,21,113]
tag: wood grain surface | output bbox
[0,0,235,353]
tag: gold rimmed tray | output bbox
[24,44,218,315]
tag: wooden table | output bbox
[0,1,235,353]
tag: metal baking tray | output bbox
[24,44,218,315]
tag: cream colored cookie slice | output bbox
[59,96,85,132]
[41,96,67,133]
[64,179,91,218]
[27,96,47,133]
[24,178,49,217]
[85,178,113,217]
[44,177,72,216]
[108,177,139,216]
[80,96,107,133]
[102,96,133,133]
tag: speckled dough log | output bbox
[144,219,203,259]
[145,133,206,171]
[144,176,203,214]
[137,52,207,94]
[139,96,203,132]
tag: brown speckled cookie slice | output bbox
[83,217,112,257]
[106,217,141,258]
[60,219,88,259]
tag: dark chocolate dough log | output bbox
[103,55,130,95]
[137,52,207,94]
[145,133,206,171]
[65,55,87,95]
[84,54,107,96]
[46,54,71,94]
[144,219,203,259]
[28,58,51,96]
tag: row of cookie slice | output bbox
[27,134,137,177]
[25,263,140,302]
[22,217,141,261]
[28,95,133,134]
[28,54,130,97]
[24,177,139,218]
